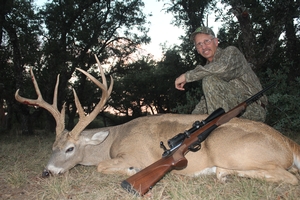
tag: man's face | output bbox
[194,33,218,62]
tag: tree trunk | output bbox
[4,20,34,135]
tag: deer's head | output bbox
[15,55,113,177]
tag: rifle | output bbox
[121,83,275,196]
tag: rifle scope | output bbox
[167,108,225,149]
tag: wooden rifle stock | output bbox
[121,83,275,196]
[121,153,188,195]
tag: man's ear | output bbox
[214,38,219,46]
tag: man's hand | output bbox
[175,74,186,91]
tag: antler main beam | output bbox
[15,55,113,141]
[69,55,113,140]
[15,67,66,135]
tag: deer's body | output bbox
[15,56,300,185]
[46,113,300,185]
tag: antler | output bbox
[15,55,113,141]
[15,68,66,135]
[68,55,113,140]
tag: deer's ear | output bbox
[83,131,109,145]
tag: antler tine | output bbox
[15,67,65,135]
[72,88,85,120]
[94,54,114,97]
[69,56,113,140]
[94,54,107,89]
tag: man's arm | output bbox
[186,46,246,82]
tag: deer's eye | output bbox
[66,147,74,153]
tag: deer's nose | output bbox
[42,169,51,178]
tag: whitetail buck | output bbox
[15,55,300,185]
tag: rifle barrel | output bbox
[245,82,276,105]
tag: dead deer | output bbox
[15,55,300,185]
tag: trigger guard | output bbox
[189,143,201,152]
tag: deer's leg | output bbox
[97,157,142,176]
[216,167,299,185]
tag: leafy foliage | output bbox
[0,0,299,134]
[173,87,203,114]
[108,47,204,118]
[264,67,300,132]
[1,0,151,132]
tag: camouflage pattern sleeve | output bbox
[185,46,246,83]
[185,45,268,121]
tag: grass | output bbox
[0,131,300,200]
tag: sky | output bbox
[142,1,221,59]
[35,0,221,60]
[141,0,184,59]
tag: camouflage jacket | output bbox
[185,46,268,106]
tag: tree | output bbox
[29,0,150,131]
[0,0,151,133]
[163,0,299,73]
[108,56,156,117]
[282,0,300,82]
[107,47,201,117]
[0,0,42,134]
[156,46,202,113]
[163,0,211,65]
[216,0,300,73]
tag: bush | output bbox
[264,67,300,132]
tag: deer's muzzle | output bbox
[42,169,51,178]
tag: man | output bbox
[175,27,267,122]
